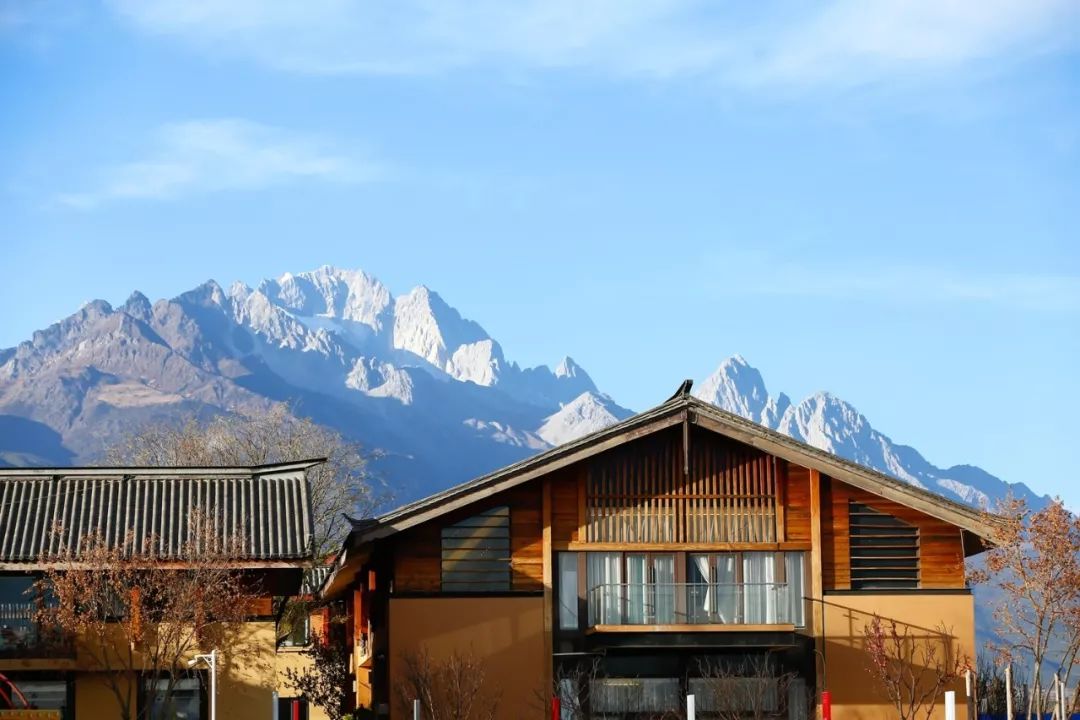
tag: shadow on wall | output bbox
[819,595,972,716]
[389,596,546,720]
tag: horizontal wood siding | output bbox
[393,485,543,593]
[823,478,965,590]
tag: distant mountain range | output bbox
[0,265,1045,513]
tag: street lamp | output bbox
[188,649,218,720]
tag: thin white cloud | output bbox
[58,119,378,208]
[105,0,1080,87]
[699,254,1080,313]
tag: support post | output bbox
[946,691,957,720]
[821,690,832,720]
[414,698,421,720]
[1005,666,1013,720]
[687,693,696,720]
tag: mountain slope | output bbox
[0,265,1045,511]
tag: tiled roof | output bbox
[0,460,320,564]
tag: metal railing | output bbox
[586,582,796,626]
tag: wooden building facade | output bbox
[322,385,1000,720]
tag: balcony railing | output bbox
[0,602,72,657]
[586,582,799,627]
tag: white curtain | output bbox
[690,554,711,620]
[785,552,806,626]
[652,554,675,623]
[742,553,777,623]
[626,554,646,623]
[715,553,737,623]
[587,552,622,625]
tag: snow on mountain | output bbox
[0,264,1045,513]
[537,392,634,447]
[694,356,1043,509]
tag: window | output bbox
[280,615,310,647]
[0,575,36,653]
[586,553,676,625]
[557,553,579,630]
[441,506,511,592]
[3,677,72,719]
[849,502,919,589]
[591,678,679,716]
[687,552,805,626]
[144,676,203,720]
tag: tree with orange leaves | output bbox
[33,515,260,720]
[968,497,1080,720]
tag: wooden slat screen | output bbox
[440,506,511,592]
[849,502,919,589]
[585,431,777,543]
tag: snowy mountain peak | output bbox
[695,355,774,424]
[555,356,583,379]
[537,392,632,447]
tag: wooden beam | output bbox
[587,623,797,634]
[541,477,553,696]
[566,541,811,552]
[809,468,824,638]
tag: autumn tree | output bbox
[34,517,260,720]
[283,631,353,720]
[968,497,1080,719]
[104,405,381,560]
[397,648,501,720]
[863,616,968,720]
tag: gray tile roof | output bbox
[0,461,319,564]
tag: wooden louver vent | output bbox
[585,433,778,544]
[849,502,919,590]
[440,506,511,592]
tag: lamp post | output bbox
[189,649,218,720]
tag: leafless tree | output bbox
[397,648,500,720]
[694,655,808,720]
[33,516,261,720]
[104,406,383,643]
[863,616,969,720]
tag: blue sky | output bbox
[1,1,1078,502]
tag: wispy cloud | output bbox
[696,252,1080,313]
[105,0,1080,88]
[58,119,378,208]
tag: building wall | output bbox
[822,478,967,591]
[820,592,975,720]
[393,485,543,593]
[388,596,546,720]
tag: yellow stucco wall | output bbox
[388,596,546,720]
[820,592,975,720]
[4,621,307,720]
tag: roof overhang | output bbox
[327,388,1003,592]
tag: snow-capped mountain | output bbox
[694,356,1043,509]
[0,266,629,499]
[0,265,1043,511]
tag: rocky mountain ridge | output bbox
[0,265,1044,511]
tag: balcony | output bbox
[0,602,72,659]
[586,582,800,630]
